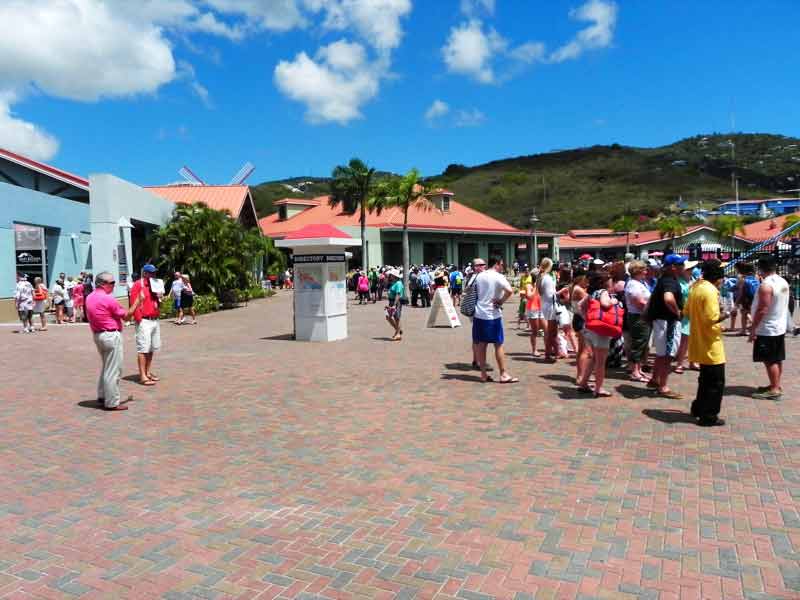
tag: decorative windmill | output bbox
[177,161,255,186]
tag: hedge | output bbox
[158,287,275,320]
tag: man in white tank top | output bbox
[750,255,790,400]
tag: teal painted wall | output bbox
[0,182,89,297]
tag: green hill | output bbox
[252,133,800,232]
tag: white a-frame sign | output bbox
[426,288,462,328]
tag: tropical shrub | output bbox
[147,203,285,298]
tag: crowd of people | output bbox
[14,271,96,331]
[459,252,794,427]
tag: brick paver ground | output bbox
[1,291,799,600]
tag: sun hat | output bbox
[387,268,400,278]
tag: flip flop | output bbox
[147,374,160,382]
[659,390,684,400]
[140,379,156,386]
[104,405,129,411]
[498,377,519,384]
[594,390,612,398]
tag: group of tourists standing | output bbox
[14,271,94,331]
[459,252,792,428]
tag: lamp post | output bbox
[529,211,540,267]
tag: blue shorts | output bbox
[472,317,504,345]
[173,297,181,310]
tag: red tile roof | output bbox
[285,224,353,239]
[260,195,538,238]
[0,147,89,189]
[559,225,708,249]
[146,184,252,219]
[741,211,800,241]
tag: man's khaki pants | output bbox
[94,331,123,408]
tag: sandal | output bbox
[498,376,519,384]
[659,389,684,400]
[147,374,160,382]
[594,389,612,398]
[140,379,156,386]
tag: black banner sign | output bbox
[16,249,43,266]
[293,254,346,264]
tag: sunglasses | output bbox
[102,280,116,285]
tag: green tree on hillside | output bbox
[329,158,375,271]
[370,169,431,294]
[611,215,638,255]
[657,217,687,247]
[713,215,746,255]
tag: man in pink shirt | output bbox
[85,272,143,411]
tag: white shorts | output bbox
[652,319,681,358]
[526,309,544,320]
[135,319,161,354]
[558,307,572,328]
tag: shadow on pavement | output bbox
[725,385,758,397]
[444,362,475,371]
[642,409,696,424]
[616,384,654,399]
[550,385,594,400]
[538,373,574,383]
[76,397,134,410]
[441,373,484,382]
[260,333,295,341]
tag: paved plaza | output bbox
[1,291,800,600]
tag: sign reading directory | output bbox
[276,225,359,342]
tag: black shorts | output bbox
[753,334,785,364]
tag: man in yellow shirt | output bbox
[684,260,729,427]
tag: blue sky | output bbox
[1,0,798,186]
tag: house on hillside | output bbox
[559,226,751,262]
[260,189,560,268]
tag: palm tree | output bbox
[369,169,431,294]
[610,215,637,256]
[713,215,746,258]
[657,216,687,250]
[328,158,375,271]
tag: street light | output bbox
[529,211,540,267]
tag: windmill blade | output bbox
[230,162,255,185]
[178,165,205,185]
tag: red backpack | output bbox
[585,295,625,338]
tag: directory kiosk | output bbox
[276,225,360,342]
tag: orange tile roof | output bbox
[559,225,708,249]
[146,184,251,218]
[259,195,539,238]
[568,228,615,236]
[741,211,800,241]
[274,198,322,206]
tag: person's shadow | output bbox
[76,396,135,410]
[642,409,696,424]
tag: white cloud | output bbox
[460,0,494,16]
[424,99,450,123]
[0,92,59,161]
[313,0,412,53]
[549,0,618,63]
[274,40,381,124]
[454,108,486,127]
[509,41,546,64]
[442,20,506,84]
[202,0,308,32]
[273,0,412,124]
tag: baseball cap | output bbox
[663,254,686,266]
[142,264,157,273]
[592,258,605,266]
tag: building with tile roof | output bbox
[559,225,752,262]
[146,184,259,228]
[260,190,560,268]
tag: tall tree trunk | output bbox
[402,207,410,297]
[360,204,367,271]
